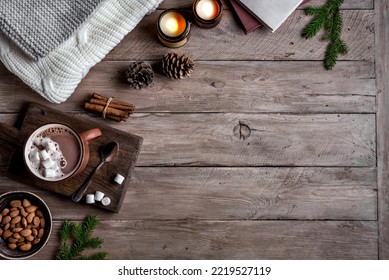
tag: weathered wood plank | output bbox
[158,0,374,10]
[0,61,376,113]
[117,113,375,167]
[77,61,376,113]
[0,167,377,220]
[32,220,378,259]
[376,0,389,260]
[106,10,374,61]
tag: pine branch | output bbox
[55,215,108,260]
[302,0,348,70]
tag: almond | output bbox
[22,199,31,208]
[7,243,17,250]
[32,228,38,237]
[33,216,40,227]
[19,243,32,251]
[1,215,11,225]
[13,232,21,239]
[12,227,23,233]
[11,216,21,224]
[25,235,34,242]
[22,217,27,228]
[32,238,41,245]
[40,218,46,228]
[10,200,22,208]
[36,210,43,218]
[7,237,18,244]
[38,228,44,238]
[26,212,35,223]
[4,223,10,230]
[26,205,38,213]
[0,214,2,223]
[20,207,28,217]
[2,229,13,239]
[20,229,32,237]
[9,210,19,218]
[1,208,9,216]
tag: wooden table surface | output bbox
[0,0,388,259]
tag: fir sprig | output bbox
[55,215,108,260]
[302,0,349,70]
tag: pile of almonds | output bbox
[0,199,46,252]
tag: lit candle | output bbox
[195,0,220,20]
[193,0,223,29]
[157,9,191,48]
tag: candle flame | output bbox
[166,18,179,33]
[202,2,215,19]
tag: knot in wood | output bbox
[233,122,251,140]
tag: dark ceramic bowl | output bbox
[0,191,52,259]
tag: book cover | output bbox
[236,0,304,32]
[229,0,262,34]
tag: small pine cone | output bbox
[126,61,154,89]
[162,52,195,80]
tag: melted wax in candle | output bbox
[196,0,220,21]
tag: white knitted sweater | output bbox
[0,0,163,103]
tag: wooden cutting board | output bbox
[3,103,143,213]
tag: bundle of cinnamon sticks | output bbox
[83,93,135,122]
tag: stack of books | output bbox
[229,0,310,34]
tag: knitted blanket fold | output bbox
[0,0,163,104]
[0,0,103,60]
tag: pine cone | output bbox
[126,61,154,89]
[162,52,195,80]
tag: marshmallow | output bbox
[29,148,40,162]
[44,169,56,178]
[40,149,50,161]
[114,174,125,185]
[42,158,55,169]
[33,137,43,146]
[101,196,111,206]
[86,194,95,204]
[41,137,51,147]
[45,142,56,152]
[94,191,105,202]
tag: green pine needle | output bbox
[302,0,348,70]
[55,215,108,260]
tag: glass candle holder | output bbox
[192,0,223,29]
[157,9,191,48]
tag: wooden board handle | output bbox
[0,123,20,176]
[0,123,20,146]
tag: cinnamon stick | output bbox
[84,102,130,119]
[90,98,135,112]
[92,93,135,109]
[82,93,135,122]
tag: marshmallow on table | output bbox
[114,174,125,185]
[86,194,95,204]
[94,191,105,202]
[101,196,111,206]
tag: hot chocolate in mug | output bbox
[23,123,102,182]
